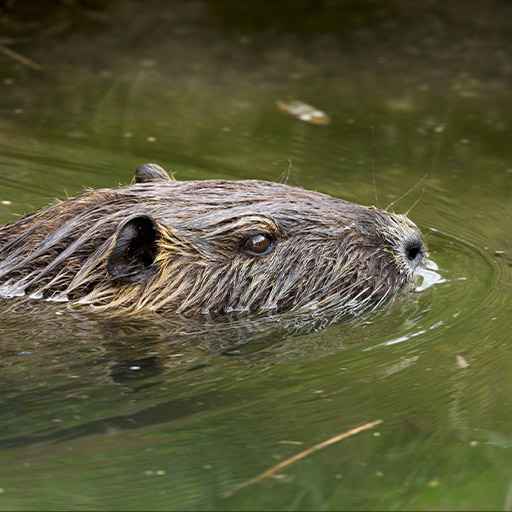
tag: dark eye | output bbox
[242,233,275,256]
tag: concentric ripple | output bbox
[1,3,512,508]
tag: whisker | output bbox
[370,123,379,207]
[385,172,429,212]
[405,186,426,216]
[279,158,293,184]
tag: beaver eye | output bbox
[241,233,275,256]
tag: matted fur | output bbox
[0,174,424,321]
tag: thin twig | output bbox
[0,45,43,71]
[224,419,383,497]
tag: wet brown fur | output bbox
[0,165,424,321]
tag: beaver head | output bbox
[0,164,425,321]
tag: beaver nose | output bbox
[404,236,425,268]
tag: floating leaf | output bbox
[456,354,469,369]
[277,100,330,125]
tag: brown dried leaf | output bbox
[277,100,330,125]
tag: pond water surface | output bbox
[0,2,511,510]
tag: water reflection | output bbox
[0,0,511,510]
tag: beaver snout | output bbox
[403,235,425,270]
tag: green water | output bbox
[0,1,511,510]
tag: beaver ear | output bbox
[134,163,172,183]
[107,215,160,283]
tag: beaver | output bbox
[0,164,425,321]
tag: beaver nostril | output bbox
[405,239,423,263]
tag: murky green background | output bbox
[0,1,511,510]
